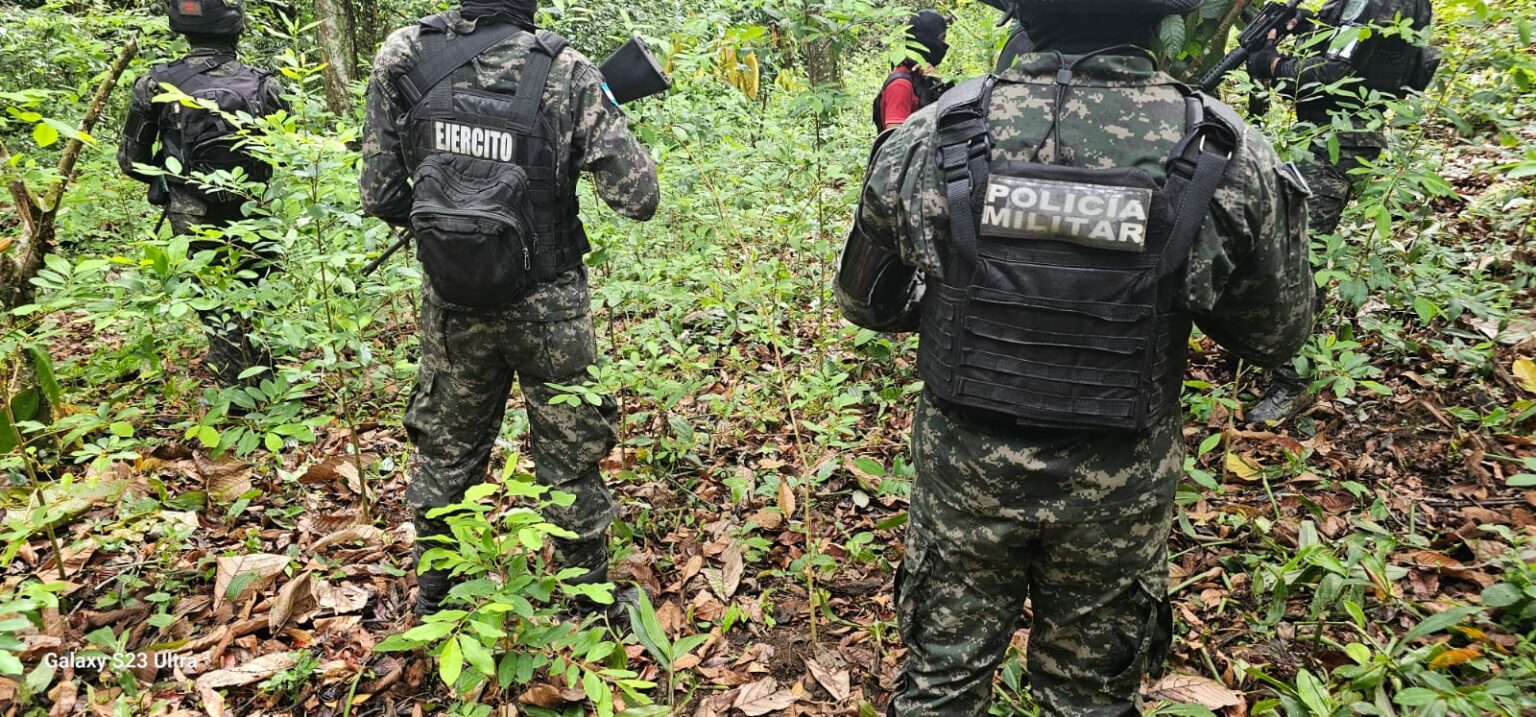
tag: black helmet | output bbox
[167,0,246,37]
[1015,0,1201,15]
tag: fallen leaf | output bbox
[312,524,386,552]
[680,555,705,584]
[777,480,796,518]
[196,652,296,717]
[314,582,369,614]
[1514,358,1536,394]
[733,677,796,716]
[721,545,744,598]
[269,571,316,633]
[520,683,571,708]
[1429,646,1482,670]
[1224,453,1261,480]
[746,509,782,532]
[1143,673,1242,710]
[806,659,850,702]
[213,553,289,610]
[197,457,253,503]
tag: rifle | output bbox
[361,228,411,278]
[1198,0,1306,93]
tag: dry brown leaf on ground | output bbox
[312,524,387,552]
[805,658,850,702]
[721,545,744,598]
[212,553,289,610]
[777,481,796,518]
[269,570,316,632]
[733,677,796,716]
[314,581,370,614]
[519,682,573,708]
[195,651,296,717]
[1144,673,1242,710]
[197,457,253,503]
[746,509,783,532]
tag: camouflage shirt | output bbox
[360,12,659,232]
[856,52,1314,516]
[117,45,287,216]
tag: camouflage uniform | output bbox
[852,51,1313,716]
[1249,0,1433,416]
[360,11,658,581]
[117,43,287,384]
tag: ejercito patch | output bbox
[980,175,1153,253]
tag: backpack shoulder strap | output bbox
[506,30,568,132]
[394,17,525,106]
[151,54,234,90]
[934,75,995,284]
[1158,88,1239,278]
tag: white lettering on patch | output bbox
[980,175,1153,253]
[432,120,515,162]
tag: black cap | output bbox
[168,0,246,37]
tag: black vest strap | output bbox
[395,19,524,106]
[933,76,994,285]
[507,31,568,133]
[152,54,235,89]
[1161,90,1238,280]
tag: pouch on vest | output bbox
[410,153,538,308]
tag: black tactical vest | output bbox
[150,54,276,203]
[918,64,1237,432]
[872,66,943,130]
[395,16,587,306]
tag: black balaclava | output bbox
[906,9,949,67]
[461,0,537,28]
[1021,11,1159,54]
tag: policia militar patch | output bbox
[980,175,1153,253]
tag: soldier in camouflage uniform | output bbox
[118,0,287,386]
[360,0,659,616]
[1245,0,1434,422]
[837,1,1314,714]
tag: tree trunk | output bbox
[315,0,358,114]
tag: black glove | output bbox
[1248,46,1284,80]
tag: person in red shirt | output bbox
[874,10,950,131]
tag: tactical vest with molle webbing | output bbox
[918,54,1238,432]
[394,15,587,309]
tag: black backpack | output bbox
[393,18,574,309]
[152,55,277,202]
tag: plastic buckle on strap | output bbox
[938,144,971,173]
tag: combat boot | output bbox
[560,538,642,627]
[1248,368,1309,424]
[412,544,455,616]
[201,313,271,387]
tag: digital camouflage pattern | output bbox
[117,44,285,385]
[854,51,1313,716]
[404,271,618,558]
[360,11,660,227]
[899,398,1175,715]
[360,11,659,575]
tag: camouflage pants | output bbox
[893,401,1175,717]
[1297,142,1383,239]
[404,296,618,561]
[1271,141,1382,384]
[168,204,278,384]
